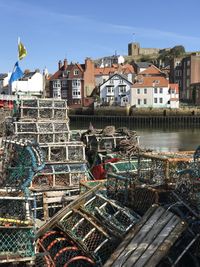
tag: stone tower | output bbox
[128,42,140,56]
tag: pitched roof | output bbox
[133,76,169,88]
[0,73,8,80]
[169,83,179,93]
[95,63,135,76]
[139,65,165,76]
[100,73,133,86]
[95,66,116,75]
[50,62,84,80]
[135,62,152,68]
[22,72,36,79]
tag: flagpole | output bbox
[9,37,27,103]
[16,37,20,101]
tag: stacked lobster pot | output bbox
[0,138,45,265]
[6,99,89,221]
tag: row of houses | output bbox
[100,65,179,108]
[170,53,200,102]
[0,59,179,109]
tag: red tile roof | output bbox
[169,83,179,93]
[95,64,135,76]
[139,65,165,76]
[133,76,169,88]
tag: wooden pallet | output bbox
[104,205,187,267]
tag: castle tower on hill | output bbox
[128,42,160,57]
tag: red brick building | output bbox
[49,58,95,108]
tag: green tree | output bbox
[170,45,185,57]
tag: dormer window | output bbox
[153,80,159,84]
[74,69,79,75]
[138,79,143,84]
[63,70,70,77]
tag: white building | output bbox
[100,73,133,106]
[0,73,11,94]
[130,76,179,108]
[95,64,136,87]
[11,71,44,97]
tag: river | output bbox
[70,121,200,153]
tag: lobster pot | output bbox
[106,173,133,204]
[0,227,35,264]
[40,142,86,163]
[13,121,70,144]
[19,99,68,120]
[138,151,194,186]
[57,192,139,265]
[0,196,33,222]
[58,209,116,264]
[31,190,80,221]
[105,160,138,176]
[83,134,128,152]
[31,163,90,189]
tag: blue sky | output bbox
[1,0,200,74]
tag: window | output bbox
[53,89,61,98]
[119,79,124,84]
[72,90,81,96]
[53,80,61,88]
[138,79,143,84]
[63,70,70,77]
[144,98,147,104]
[159,98,163,103]
[176,70,182,76]
[154,88,158,94]
[62,80,67,87]
[153,80,159,85]
[61,90,67,98]
[159,88,163,94]
[137,99,141,105]
[119,86,126,93]
[154,98,157,103]
[74,69,79,75]
[107,87,114,94]
[187,60,190,66]
[110,79,114,84]
[144,88,147,94]
[72,80,81,87]
[137,88,140,94]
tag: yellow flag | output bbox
[18,38,27,60]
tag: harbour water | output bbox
[70,120,200,152]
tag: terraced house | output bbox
[49,58,95,108]
[100,73,133,106]
[131,65,179,108]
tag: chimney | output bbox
[63,58,68,70]
[58,60,62,70]
[85,57,93,70]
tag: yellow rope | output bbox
[0,217,32,225]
